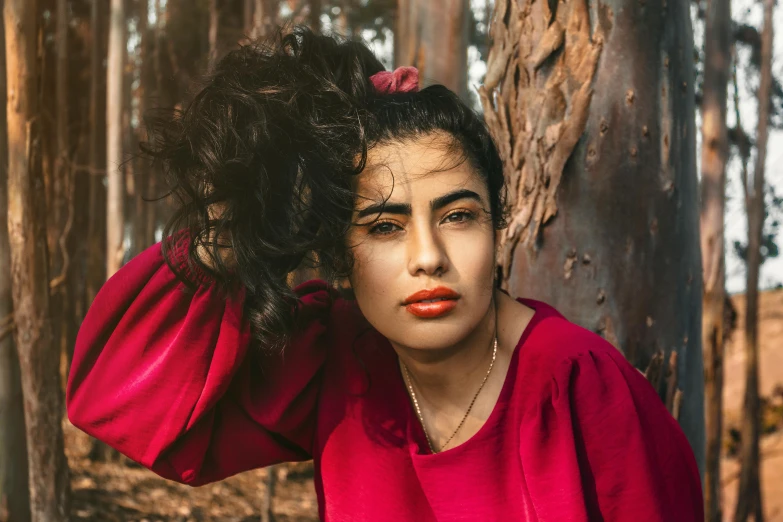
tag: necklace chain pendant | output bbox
[402,336,498,453]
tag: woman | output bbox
[67,27,703,521]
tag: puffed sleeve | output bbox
[519,346,703,521]
[66,238,334,486]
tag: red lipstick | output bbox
[403,287,460,318]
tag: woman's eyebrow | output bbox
[430,189,481,211]
[356,201,411,219]
[356,188,482,219]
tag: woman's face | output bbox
[346,132,498,352]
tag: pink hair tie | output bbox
[369,66,420,94]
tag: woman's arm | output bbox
[67,238,333,486]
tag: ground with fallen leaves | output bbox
[67,289,783,521]
[66,424,319,521]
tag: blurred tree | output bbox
[480,0,705,471]
[62,0,95,379]
[133,0,152,256]
[698,0,732,518]
[716,10,783,283]
[247,0,278,39]
[395,0,469,99]
[107,0,126,278]
[331,0,394,44]
[3,0,71,518]
[209,0,219,68]
[245,0,253,35]
[87,0,128,464]
[732,185,782,268]
[47,0,73,388]
[309,0,321,32]
[86,0,107,308]
[35,0,68,402]
[165,0,209,101]
[734,0,774,518]
[0,15,31,522]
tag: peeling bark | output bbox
[483,0,704,472]
[481,0,603,263]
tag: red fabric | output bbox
[67,241,703,521]
[370,66,420,94]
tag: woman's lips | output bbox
[402,286,460,318]
[405,298,459,318]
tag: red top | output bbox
[67,240,703,521]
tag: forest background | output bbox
[1,0,783,521]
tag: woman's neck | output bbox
[392,290,535,451]
[393,290,500,400]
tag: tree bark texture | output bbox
[0,15,31,522]
[699,0,732,518]
[3,0,70,519]
[395,0,469,100]
[480,0,705,472]
[734,0,774,520]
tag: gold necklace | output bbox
[401,335,498,453]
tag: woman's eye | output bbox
[368,221,401,235]
[443,211,474,224]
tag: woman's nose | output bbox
[406,223,449,277]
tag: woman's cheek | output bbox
[445,229,494,274]
[350,242,401,297]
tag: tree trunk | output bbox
[64,0,98,378]
[53,0,74,390]
[734,1,774,520]
[481,0,704,471]
[3,0,71,519]
[244,0,254,37]
[107,0,126,279]
[394,0,469,100]
[333,2,349,37]
[209,0,218,69]
[308,0,321,32]
[251,0,277,39]
[0,16,31,522]
[133,0,151,256]
[699,0,732,519]
[147,0,167,246]
[86,0,107,307]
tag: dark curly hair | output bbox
[143,26,507,353]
